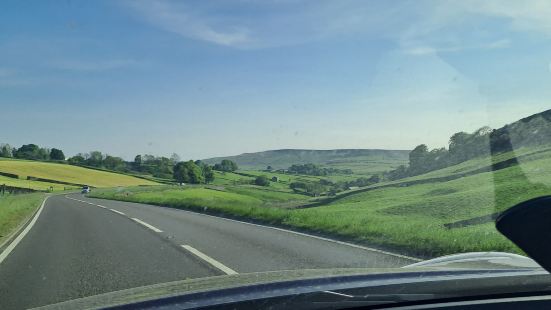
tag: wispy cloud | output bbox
[404,39,511,55]
[469,0,551,34]
[49,59,137,72]
[121,0,551,51]
[125,0,251,47]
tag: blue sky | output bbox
[1,0,550,160]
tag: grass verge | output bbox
[0,193,45,244]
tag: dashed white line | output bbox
[132,218,163,233]
[110,209,126,216]
[181,245,238,275]
[0,197,48,265]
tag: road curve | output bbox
[0,193,414,309]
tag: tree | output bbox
[49,148,65,161]
[170,153,181,164]
[202,165,215,184]
[448,132,471,162]
[305,182,324,196]
[13,144,43,160]
[408,144,429,175]
[0,144,13,158]
[133,155,143,170]
[173,160,204,184]
[367,174,380,184]
[213,159,238,172]
[86,151,104,167]
[103,155,125,171]
[254,175,270,186]
[68,154,86,165]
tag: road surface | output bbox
[0,194,414,309]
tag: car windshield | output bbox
[1,1,551,309]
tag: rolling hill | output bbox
[202,149,409,173]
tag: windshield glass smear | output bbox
[1,1,551,309]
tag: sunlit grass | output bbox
[0,158,159,188]
[0,193,45,243]
[89,147,551,257]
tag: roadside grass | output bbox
[87,145,551,257]
[89,186,292,223]
[0,158,160,188]
[89,151,551,258]
[0,175,78,191]
[0,193,45,244]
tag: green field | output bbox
[0,175,78,191]
[0,158,160,188]
[0,193,45,244]
[89,146,551,257]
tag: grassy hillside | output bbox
[89,145,551,257]
[203,149,408,172]
[0,158,159,188]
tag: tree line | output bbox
[0,142,239,185]
[286,163,353,176]
[0,143,66,161]
[386,110,551,180]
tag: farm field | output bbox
[0,175,77,191]
[0,158,160,188]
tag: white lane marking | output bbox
[181,245,238,275]
[323,290,354,298]
[0,197,49,265]
[172,209,421,262]
[65,196,112,211]
[110,209,126,216]
[132,218,162,233]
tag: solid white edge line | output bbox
[131,218,162,233]
[181,245,238,275]
[0,196,48,265]
[110,209,126,216]
[173,208,421,262]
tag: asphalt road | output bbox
[0,194,415,309]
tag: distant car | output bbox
[81,186,91,194]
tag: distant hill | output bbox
[202,149,410,173]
